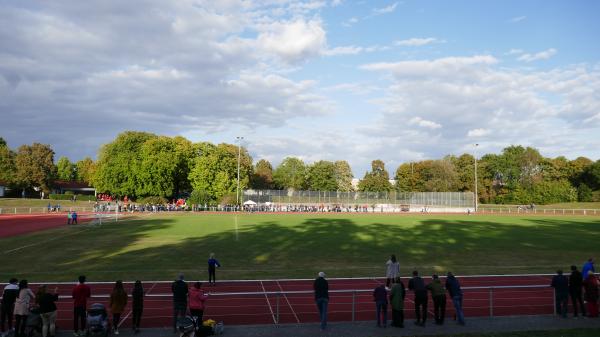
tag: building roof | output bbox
[52,180,93,189]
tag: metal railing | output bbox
[0,206,95,214]
[478,207,600,216]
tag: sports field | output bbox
[1,213,599,282]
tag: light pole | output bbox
[236,136,244,208]
[474,143,479,212]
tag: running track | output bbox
[24,274,563,329]
[0,214,94,237]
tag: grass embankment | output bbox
[0,213,599,281]
[0,198,94,208]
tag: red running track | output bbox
[26,274,559,329]
[0,214,96,238]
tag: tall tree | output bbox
[581,160,600,191]
[252,159,274,189]
[272,157,307,190]
[334,160,354,192]
[358,160,392,192]
[137,136,181,198]
[14,143,57,193]
[0,138,16,184]
[75,157,96,184]
[306,160,338,191]
[423,158,460,192]
[56,156,77,181]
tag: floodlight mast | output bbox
[474,143,479,212]
[236,136,244,209]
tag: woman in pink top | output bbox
[188,282,208,321]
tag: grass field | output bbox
[1,213,599,282]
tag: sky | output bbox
[1,0,599,176]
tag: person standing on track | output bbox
[188,282,208,321]
[569,265,586,318]
[36,285,59,337]
[313,272,329,331]
[207,253,221,286]
[67,211,72,225]
[550,270,569,318]
[582,258,595,280]
[427,275,446,325]
[109,280,127,335]
[171,273,188,333]
[1,278,19,337]
[389,277,405,328]
[72,275,91,336]
[386,255,400,288]
[14,280,35,337]
[131,280,144,334]
[408,270,427,327]
[445,272,465,326]
[583,271,599,317]
[72,211,78,225]
[373,284,388,327]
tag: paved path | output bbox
[55,315,600,337]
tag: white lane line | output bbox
[3,227,92,254]
[117,281,158,328]
[276,280,300,323]
[260,280,277,324]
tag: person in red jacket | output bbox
[188,282,209,321]
[72,276,91,336]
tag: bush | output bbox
[188,189,212,205]
[578,184,593,202]
[137,196,168,205]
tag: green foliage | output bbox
[56,156,77,181]
[577,184,593,202]
[75,157,96,184]
[334,160,353,192]
[581,160,600,190]
[14,143,57,192]
[137,196,168,204]
[358,160,392,192]
[306,160,338,191]
[0,140,16,185]
[272,157,307,190]
[252,159,274,189]
[188,189,212,205]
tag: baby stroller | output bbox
[25,307,42,337]
[177,316,214,337]
[86,303,109,337]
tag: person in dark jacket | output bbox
[313,272,329,331]
[373,284,388,327]
[1,278,19,337]
[408,270,427,327]
[569,265,586,317]
[389,277,405,328]
[582,258,595,280]
[36,285,59,337]
[131,281,144,334]
[171,274,188,332]
[207,253,221,286]
[445,272,465,325]
[550,270,569,318]
[427,275,446,325]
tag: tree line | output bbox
[1,133,599,204]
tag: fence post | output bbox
[352,290,356,322]
[276,292,280,324]
[489,287,494,317]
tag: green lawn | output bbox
[1,213,599,282]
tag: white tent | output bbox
[243,200,257,206]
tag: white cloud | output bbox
[342,17,359,27]
[506,49,524,55]
[322,45,363,56]
[361,55,498,77]
[257,19,327,64]
[394,37,440,46]
[409,117,442,129]
[331,0,344,6]
[371,2,400,16]
[517,48,557,62]
[510,16,527,23]
[467,128,491,137]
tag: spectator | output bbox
[14,280,35,337]
[131,281,144,334]
[569,265,586,318]
[208,253,221,286]
[72,211,78,225]
[188,282,208,321]
[171,274,188,333]
[445,272,465,326]
[386,255,400,288]
[1,278,19,337]
[408,270,427,327]
[67,211,72,225]
[582,258,595,280]
[427,275,446,325]
[72,275,91,336]
[583,271,599,317]
[373,284,388,327]
[550,270,569,318]
[36,285,59,337]
[109,281,127,335]
[313,272,329,331]
[389,277,405,328]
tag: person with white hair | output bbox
[171,274,188,333]
[313,272,329,331]
[208,253,221,286]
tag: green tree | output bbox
[581,160,600,190]
[137,136,181,198]
[56,156,77,181]
[358,160,392,192]
[188,189,212,206]
[0,138,16,184]
[577,184,593,202]
[75,157,96,184]
[306,160,337,191]
[568,157,593,186]
[334,160,354,192]
[272,157,307,190]
[14,143,57,193]
[252,159,274,189]
[422,158,460,192]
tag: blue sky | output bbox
[1,0,599,176]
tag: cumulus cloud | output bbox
[517,48,557,62]
[371,2,400,16]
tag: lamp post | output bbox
[474,143,479,212]
[236,136,244,208]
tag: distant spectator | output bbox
[583,271,599,317]
[131,281,144,334]
[386,255,400,288]
[582,258,595,280]
[551,270,569,318]
[445,272,465,325]
[373,284,388,327]
[109,281,127,335]
[171,274,188,332]
[72,275,91,336]
[569,265,586,318]
[389,277,405,328]
[408,270,427,327]
[36,285,59,337]
[427,275,446,325]
[67,211,72,225]
[1,278,19,337]
[14,280,35,337]
[207,253,221,286]
[72,211,78,225]
[188,282,208,321]
[313,272,329,331]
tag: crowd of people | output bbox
[551,258,599,318]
